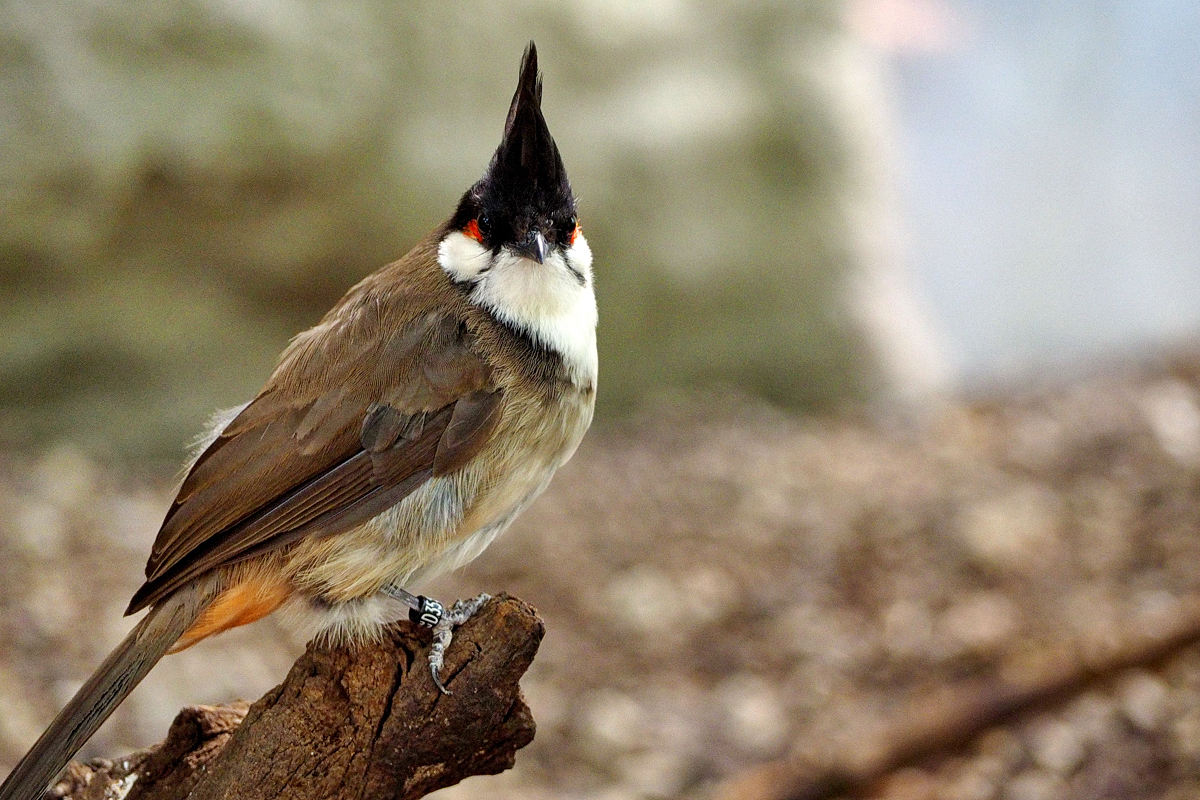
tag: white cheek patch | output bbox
[564,233,593,283]
[438,230,598,385]
[437,231,492,284]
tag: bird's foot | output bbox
[427,593,491,694]
[379,584,491,694]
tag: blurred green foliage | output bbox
[0,0,937,458]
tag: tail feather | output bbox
[0,583,213,800]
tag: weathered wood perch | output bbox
[50,594,542,800]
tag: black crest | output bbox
[451,43,577,252]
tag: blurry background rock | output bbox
[0,0,944,458]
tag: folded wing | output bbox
[127,297,501,614]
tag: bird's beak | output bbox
[515,231,548,264]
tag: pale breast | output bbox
[280,381,593,638]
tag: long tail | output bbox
[0,582,213,800]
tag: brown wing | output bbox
[126,285,502,614]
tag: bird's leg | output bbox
[382,584,445,627]
[380,584,491,694]
[427,594,491,693]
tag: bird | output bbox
[0,41,595,800]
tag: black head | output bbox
[450,42,578,263]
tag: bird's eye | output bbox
[566,217,580,246]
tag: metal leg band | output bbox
[381,584,444,628]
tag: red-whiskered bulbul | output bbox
[0,42,595,800]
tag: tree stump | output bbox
[51,595,542,800]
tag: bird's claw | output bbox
[425,593,491,694]
[379,584,491,694]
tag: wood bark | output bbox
[51,594,542,800]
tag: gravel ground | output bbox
[4,349,1200,799]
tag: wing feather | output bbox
[127,271,499,614]
[434,390,504,475]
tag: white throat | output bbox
[438,230,598,385]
